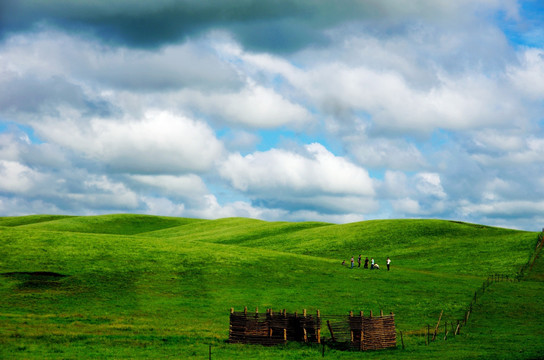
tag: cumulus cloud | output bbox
[0,160,47,194]
[220,143,374,195]
[508,48,544,99]
[67,175,140,210]
[219,143,377,214]
[174,84,313,129]
[0,30,241,92]
[31,110,224,174]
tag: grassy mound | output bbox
[0,214,541,359]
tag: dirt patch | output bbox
[1,271,69,290]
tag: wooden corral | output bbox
[229,307,396,351]
[229,307,321,346]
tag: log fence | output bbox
[229,307,396,351]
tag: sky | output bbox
[0,0,543,231]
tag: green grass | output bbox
[0,214,541,359]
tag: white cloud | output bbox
[174,83,313,129]
[0,160,46,194]
[415,173,447,199]
[508,48,544,100]
[218,143,378,214]
[32,110,224,174]
[0,30,241,92]
[460,200,544,218]
[66,175,140,210]
[220,143,375,196]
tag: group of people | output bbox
[342,255,391,271]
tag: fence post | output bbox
[426,324,430,345]
[317,310,321,344]
[349,311,354,344]
[432,310,443,341]
[360,311,365,351]
[327,320,336,342]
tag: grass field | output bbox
[0,214,542,359]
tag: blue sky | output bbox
[0,0,543,230]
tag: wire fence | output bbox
[413,231,544,348]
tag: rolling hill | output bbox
[0,214,542,359]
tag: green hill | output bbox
[0,214,541,359]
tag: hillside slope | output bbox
[0,214,540,359]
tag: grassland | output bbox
[0,214,542,359]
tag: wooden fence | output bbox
[326,310,396,350]
[229,307,396,351]
[229,308,320,346]
[422,231,544,346]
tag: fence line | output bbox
[420,231,544,346]
[229,307,396,351]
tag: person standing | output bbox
[357,255,362,268]
[364,257,369,269]
[386,257,391,271]
[350,256,355,269]
[371,258,375,270]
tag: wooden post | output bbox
[432,310,443,341]
[370,310,373,318]
[455,320,460,335]
[303,309,307,317]
[426,324,430,345]
[327,320,336,342]
[230,308,234,314]
[317,310,321,343]
[400,331,405,350]
[322,342,325,357]
[303,327,308,343]
[380,309,384,317]
[283,328,287,341]
[349,311,354,345]
[244,306,247,315]
[360,311,364,351]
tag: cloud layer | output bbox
[0,0,543,230]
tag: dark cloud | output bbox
[1,0,326,51]
[1,0,508,52]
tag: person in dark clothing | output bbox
[358,255,362,267]
[364,257,369,269]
